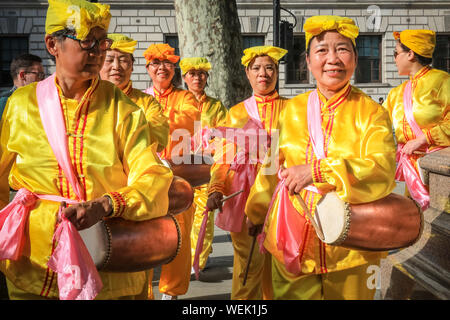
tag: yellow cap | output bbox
[108,33,137,54]
[45,0,111,41]
[304,15,359,49]
[179,57,211,75]
[143,43,180,66]
[241,46,288,67]
[393,29,436,58]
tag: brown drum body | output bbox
[102,214,180,272]
[168,176,194,215]
[342,193,422,251]
[168,154,213,187]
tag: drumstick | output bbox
[220,189,244,203]
[243,234,257,286]
[294,194,325,241]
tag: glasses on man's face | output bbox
[26,71,46,80]
[64,34,113,51]
[147,61,174,69]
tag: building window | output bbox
[242,35,265,50]
[355,35,381,83]
[0,36,29,88]
[164,34,182,87]
[285,35,308,84]
[433,34,450,73]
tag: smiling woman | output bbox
[0,0,173,300]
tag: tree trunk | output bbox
[174,0,252,109]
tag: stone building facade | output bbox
[1,0,450,103]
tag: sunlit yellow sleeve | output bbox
[201,96,228,128]
[0,100,17,209]
[128,87,169,152]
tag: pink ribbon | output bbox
[403,81,424,139]
[144,86,155,96]
[192,208,210,280]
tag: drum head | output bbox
[79,221,108,267]
[315,192,346,244]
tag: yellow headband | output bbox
[179,57,211,75]
[143,43,180,66]
[304,15,359,49]
[108,33,137,54]
[241,46,287,67]
[45,0,111,41]
[393,29,436,58]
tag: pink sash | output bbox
[37,74,102,299]
[144,86,155,96]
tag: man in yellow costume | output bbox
[179,57,228,275]
[143,44,200,300]
[245,16,397,300]
[206,46,289,300]
[99,33,169,153]
[0,0,172,300]
[383,29,449,210]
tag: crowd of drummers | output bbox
[0,0,448,300]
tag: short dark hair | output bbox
[10,53,42,79]
[400,43,433,66]
[46,28,76,62]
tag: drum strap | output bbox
[403,80,425,139]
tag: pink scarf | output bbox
[144,86,154,96]
[0,74,102,299]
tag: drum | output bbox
[80,214,181,272]
[313,192,422,251]
[168,176,194,215]
[165,154,213,187]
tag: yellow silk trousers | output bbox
[230,218,273,300]
[158,204,195,296]
[190,185,214,270]
[271,258,380,300]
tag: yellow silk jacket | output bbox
[197,93,228,129]
[208,91,287,195]
[383,66,450,149]
[151,85,200,160]
[245,83,397,275]
[0,78,173,299]
[122,81,169,153]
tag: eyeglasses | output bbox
[25,71,46,80]
[64,34,113,51]
[147,61,175,68]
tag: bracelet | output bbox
[98,220,112,270]
[165,213,182,264]
[104,195,114,217]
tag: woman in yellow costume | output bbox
[179,57,228,275]
[143,43,200,300]
[383,29,449,211]
[0,0,172,300]
[206,46,288,300]
[99,33,169,153]
[245,16,397,300]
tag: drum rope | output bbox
[165,213,182,264]
[98,220,112,270]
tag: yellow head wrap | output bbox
[393,29,436,58]
[45,0,111,41]
[179,57,211,75]
[108,33,137,54]
[143,43,180,66]
[241,46,288,67]
[303,15,359,49]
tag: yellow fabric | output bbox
[303,15,359,49]
[245,83,396,277]
[208,91,287,300]
[383,66,450,186]
[190,94,228,270]
[108,33,137,54]
[393,29,436,58]
[179,57,211,75]
[151,85,200,160]
[271,259,379,300]
[45,0,111,40]
[122,81,169,152]
[241,46,287,67]
[158,204,195,296]
[143,43,179,65]
[0,78,172,299]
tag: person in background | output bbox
[245,15,396,300]
[383,29,449,210]
[99,33,169,153]
[179,57,228,276]
[143,43,200,300]
[0,53,45,119]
